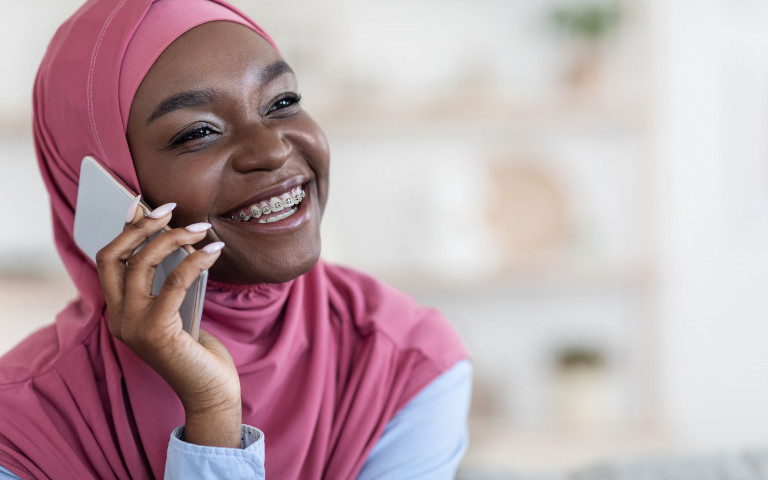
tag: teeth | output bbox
[226,185,306,222]
[259,208,297,223]
[270,197,285,212]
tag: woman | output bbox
[0,0,471,478]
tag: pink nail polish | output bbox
[148,202,177,219]
[202,241,225,254]
[185,222,212,233]
[125,195,141,223]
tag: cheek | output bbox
[137,156,223,225]
[296,118,331,206]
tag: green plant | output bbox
[549,2,622,43]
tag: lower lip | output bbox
[220,191,312,236]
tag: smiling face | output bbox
[127,21,330,285]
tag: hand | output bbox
[95,197,242,448]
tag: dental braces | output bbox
[229,190,306,222]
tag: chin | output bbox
[209,242,321,285]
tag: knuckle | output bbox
[95,247,115,269]
[163,269,187,290]
[125,217,161,242]
[163,228,193,247]
[124,258,146,275]
[127,216,155,231]
[122,219,141,232]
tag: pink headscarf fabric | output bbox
[0,0,469,479]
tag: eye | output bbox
[268,93,302,114]
[169,124,218,148]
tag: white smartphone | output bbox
[73,156,206,340]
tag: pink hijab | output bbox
[0,0,469,479]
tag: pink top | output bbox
[0,0,469,478]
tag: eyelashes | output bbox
[165,92,303,150]
[169,124,218,148]
[268,93,302,113]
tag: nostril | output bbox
[232,129,293,172]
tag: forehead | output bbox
[134,21,284,108]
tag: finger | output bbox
[123,227,215,304]
[125,194,142,224]
[102,194,144,302]
[96,203,176,308]
[141,245,224,338]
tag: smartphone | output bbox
[73,156,206,340]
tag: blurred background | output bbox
[3,0,768,476]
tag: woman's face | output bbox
[127,21,329,285]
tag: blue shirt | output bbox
[0,360,471,479]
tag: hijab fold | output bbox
[0,1,469,478]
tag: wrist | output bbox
[183,398,242,448]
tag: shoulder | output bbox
[0,298,103,386]
[316,260,469,363]
[0,324,60,385]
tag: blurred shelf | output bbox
[0,275,77,356]
[463,417,678,475]
[310,90,651,138]
[368,261,656,299]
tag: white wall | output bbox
[653,0,768,450]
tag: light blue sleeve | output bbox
[0,432,267,480]
[357,359,473,479]
[1,360,471,480]
[0,427,268,480]
[164,424,265,479]
[0,466,18,480]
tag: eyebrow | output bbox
[260,60,294,85]
[146,88,219,125]
[145,61,295,125]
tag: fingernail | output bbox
[202,241,225,254]
[148,202,177,219]
[184,222,212,233]
[125,195,141,223]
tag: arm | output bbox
[357,359,473,479]
[162,360,471,480]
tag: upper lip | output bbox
[219,176,308,217]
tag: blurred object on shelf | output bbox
[547,1,624,100]
[487,162,569,273]
[553,346,617,430]
[549,2,622,43]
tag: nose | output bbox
[231,123,292,172]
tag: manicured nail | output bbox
[184,222,212,233]
[125,195,141,223]
[148,202,177,219]
[202,241,225,254]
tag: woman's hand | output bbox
[95,196,242,448]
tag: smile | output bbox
[222,186,306,223]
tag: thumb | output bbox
[197,329,235,366]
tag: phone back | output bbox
[73,156,206,339]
